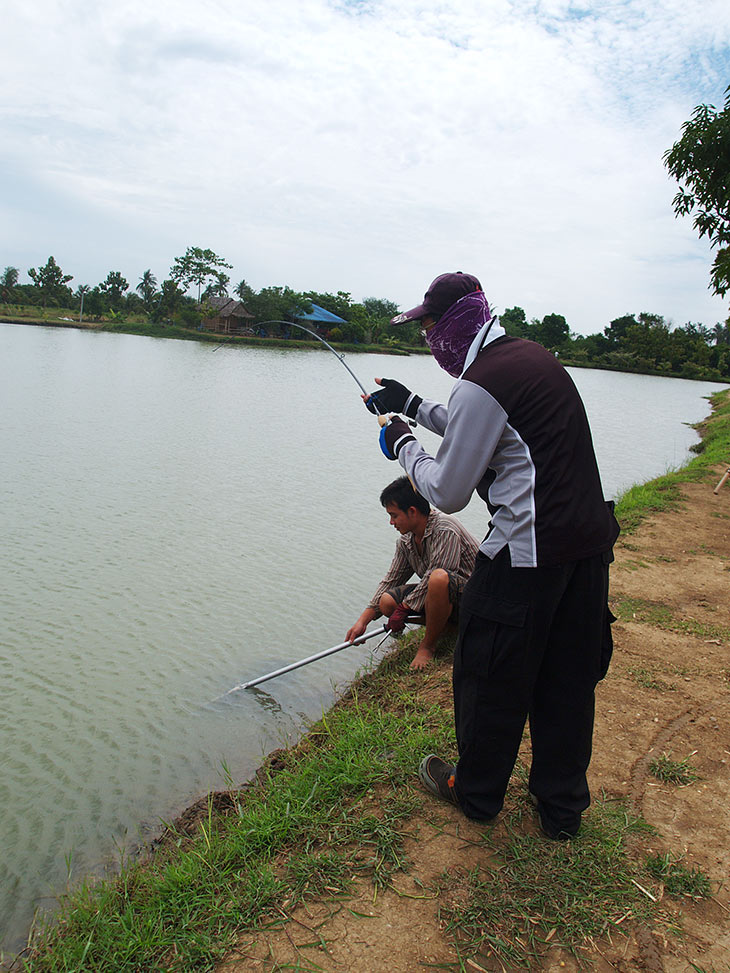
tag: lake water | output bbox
[0,323,723,955]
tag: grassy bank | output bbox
[10,389,729,973]
[0,312,425,356]
[9,650,661,973]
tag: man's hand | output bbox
[386,602,411,633]
[364,378,422,419]
[379,415,416,460]
[346,608,377,643]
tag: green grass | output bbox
[648,752,700,785]
[646,852,711,898]
[613,596,730,642]
[438,797,657,969]
[627,666,673,692]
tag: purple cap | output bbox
[390,271,482,325]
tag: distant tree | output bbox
[303,290,354,320]
[235,278,256,304]
[623,313,671,369]
[573,332,610,359]
[500,306,533,339]
[709,342,730,377]
[603,314,638,348]
[362,297,398,320]
[201,272,230,301]
[99,271,129,309]
[152,279,186,322]
[712,322,730,345]
[245,286,311,326]
[664,321,710,371]
[664,84,730,300]
[535,313,569,349]
[170,247,233,301]
[1,266,19,301]
[326,302,367,343]
[136,270,158,313]
[28,256,73,308]
[76,284,91,322]
[83,286,105,319]
[125,292,144,314]
[361,297,400,343]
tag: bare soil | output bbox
[216,469,730,973]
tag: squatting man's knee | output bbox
[380,568,454,670]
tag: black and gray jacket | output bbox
[396,324,619,568]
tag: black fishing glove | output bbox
[365,378,422,420]
[379,416,417,460]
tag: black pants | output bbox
[452,546,614,834]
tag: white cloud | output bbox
[1,0,729,331]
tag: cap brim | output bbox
[389,303,426,326]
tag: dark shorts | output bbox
[387,570,466,617]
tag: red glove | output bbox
[386,603,410,633]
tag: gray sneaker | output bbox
[419,754,459,806]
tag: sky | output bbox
[2,0,729,335]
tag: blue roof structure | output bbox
[296,303,347,325]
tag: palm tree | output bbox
[77,284,91,322]
[1,266,19,302]
[136,269,158,313]
[235,278,254,302]
[713,322,730,345]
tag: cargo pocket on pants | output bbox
[457,594,528,678]
[599,606,616,680]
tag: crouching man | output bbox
[346,476,479,670]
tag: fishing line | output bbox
[212,319,384,413]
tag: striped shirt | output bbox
[367,509,479,615]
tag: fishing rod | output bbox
[214,617,422,698]
[212,319,384,413]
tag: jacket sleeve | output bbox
[399,380,508,513]
[414,398,449,437]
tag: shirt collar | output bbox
[401,509,438,548]
[460,316,505,375]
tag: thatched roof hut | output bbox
[201,297,254,334]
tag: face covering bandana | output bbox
[425,290,493,377]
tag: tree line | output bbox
[1,246,729,380]
[500,307,730,381]
[0,248,417,346]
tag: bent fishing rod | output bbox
[215,616,422,698]
[213,319,384,413]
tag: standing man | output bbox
[346,476,478,670]
[369,272,619,839]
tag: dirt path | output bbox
[218,469,730,973]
